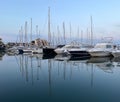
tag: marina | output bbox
[1,0,120,102]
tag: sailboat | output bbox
[31,25,43,54]
[21,21,33,54]
[43,7,56,56]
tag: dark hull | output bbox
[43,47,56,55]
[18,49,24,54]
[42,54,56,59]
[0,46,5,51]
[69,50,91,57]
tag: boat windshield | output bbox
[95,45,105,48]
[95,44,112,48]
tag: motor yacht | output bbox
[88,43,114,57]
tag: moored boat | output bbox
[43,46,56,55]
[88,43,114,57]
[112,50,120,57]
[68,44,92,57]
[54,44,80,55]
[111,45,120,57]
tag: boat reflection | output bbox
[54,54,71,61]
[87,57,114,73]
[111,57,120,67]
[29,54,43,59]
[42,54,56,59]
[0,52,5,60]
[112,57,120,62]
[87,57,112,63]
[15,54,117,94]
[69,56,90,61]
[54,54,90,62]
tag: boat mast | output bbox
[52,32,55,46]
[30,18,32,43]
[36,25,38,38]
[21,26,23,46]
[81,30,83,43]
[25,21,28,47]
[90,16,93,46]
[57,25,60,45]
[48,7,51,46]
[77,26,79,40]
[70,22,71,42]
[63,22,66,44]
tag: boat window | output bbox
[106,45,112,48]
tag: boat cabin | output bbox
[94,43,114,49]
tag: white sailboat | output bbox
[22,21,33,54]
[43,7,56,56]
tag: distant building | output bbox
[0,38,5,50]
[32,38,49,47]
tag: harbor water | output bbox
[0,52,120,102]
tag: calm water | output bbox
[0,52,120,102]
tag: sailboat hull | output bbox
[43,47,56,55]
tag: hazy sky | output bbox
[0,0,120,42]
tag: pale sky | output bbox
[0,0,120,43]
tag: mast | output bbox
[90,16,93,46]
[77,26,79,40]
[21,26,23,45]
[63,22,66,44]
[30,18,32,42]
[70,22,71,42]
[36,25,38,38]
[25,21,28,47]
[52,32,54,46]
[81,30,83,43]
[57,26,60,44]
[48,7,51,45]
[19,29,21,45]
[39,30,40,38]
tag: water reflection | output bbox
[87,57,114,73]
[111,57,120,67]
[15,54,120,86]
[0,52,5,60]
[54,54,70,61]
[16,54,92,83]
[2,53,120,101]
